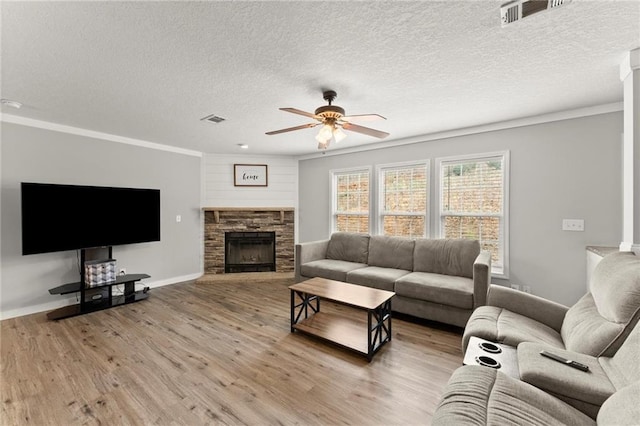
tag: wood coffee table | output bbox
[289,277,395,361]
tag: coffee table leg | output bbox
[367,310,373,362]
[290,290,321,332]
[290,289,295,332]
[367,300,393,361]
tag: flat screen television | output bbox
[21,182,160,255]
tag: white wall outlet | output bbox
[562,219,584,231]
[522,285,531,294]
[119,268,126,276]
[176,215,182,223]
[510,284,521,291]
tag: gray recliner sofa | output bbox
[433,318,640,424]
[295,232,491,327]
[462,251,640,357]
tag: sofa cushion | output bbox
[559,252,640,358]
[413,239,479,278]
[346,266,410,292]
[432,366,596,426]
[395,272,474,309]
[590,251,640,323]
[300,259,367,282]
[326,232,370,264]
[518,342,615,408]
[463,306,565,350]
[367,235,415,271]
[561,293,626,357]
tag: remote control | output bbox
[540,351,589,372]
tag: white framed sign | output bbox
[234,164,268,187]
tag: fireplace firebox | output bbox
[224,232,276,273]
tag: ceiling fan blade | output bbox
[342,122,389,139]
[341,114,386,122]
[280,107,320,119]
[265,122,319,135]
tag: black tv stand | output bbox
[46,247,150,320]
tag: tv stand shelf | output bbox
[47,273,150,321]
[49,274,151,295]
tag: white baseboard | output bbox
[0,272,204,320]
[146,273,203,288]
[0,298,77,321]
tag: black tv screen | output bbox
[21,182,160,255]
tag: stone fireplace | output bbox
[203,208,294,274]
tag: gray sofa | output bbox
[462,251,640,357]
[432,251,640,425]
[432,368,640,425]
[433,317,640,424]
[295,232,492,327]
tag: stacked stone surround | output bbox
[204,208,294,274]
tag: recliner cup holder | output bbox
[478,342,502,354]
[475,355,501,369]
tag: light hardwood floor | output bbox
[1,275,463,425]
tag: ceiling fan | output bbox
[266,90,389,150]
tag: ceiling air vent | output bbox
[201,114,226,123]
[500,0,571,27]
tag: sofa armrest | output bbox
[295,239,330,282]
[487,284,569,332]
[518,342,616,410]
[472,250,492,308]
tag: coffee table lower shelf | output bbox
[292,311,371,356]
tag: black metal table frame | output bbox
[290,289,393,361]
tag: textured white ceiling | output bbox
[1,1,639,156]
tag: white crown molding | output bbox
[1,114,203,158]
[296,102,624,160]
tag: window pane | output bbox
[385,192,399,211]
[440,154,507,276]
[336,214,369,233]
[380,163,428,237]
[382,215,425,238]
[333,169,370,233]
[336,193,348,211]
[441,159,503,214]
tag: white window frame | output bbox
[330,166,372,234]
[376,160,429,237]
[435,151,510,278]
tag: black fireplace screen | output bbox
[224,231,276,273]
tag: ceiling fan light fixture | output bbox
[333,126,347,143]
[266,90,389,150]
[317,124,334,141]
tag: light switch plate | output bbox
[562,219,584,231]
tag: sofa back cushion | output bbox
[561,252,640,357]
[413,239,480,278]
[326,232,370,264]
[590,252,640,323]
[367,235,415,271]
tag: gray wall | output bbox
[298,113,622,306]
[1,123,202,318]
